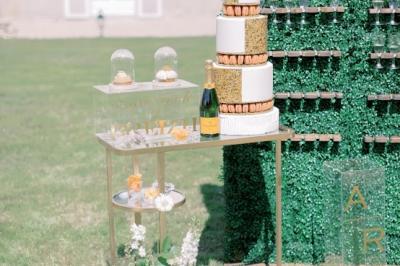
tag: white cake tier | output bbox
[213,62,273,104]
[220,107,280,136]
[216,15,267,55]
[224,0,260,5]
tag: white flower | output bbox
[130,240,139,250]
[173,229,200,266]
[154,193,174,212]
[130,223,146,241]
[138,246,146,258]
[129,223,148,260]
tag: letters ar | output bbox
[344,185,368,212]
[344,185,385,253]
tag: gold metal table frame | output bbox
[96,126,293,266]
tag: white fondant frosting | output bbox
[216,16,245,54]
[216,15,266,55]
[220,107,280,136]
[242,63,273,102]
[213,62,274,103]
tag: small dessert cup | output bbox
[142,187,160,207]
[127,174,143,207]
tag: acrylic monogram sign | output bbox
[323,160,386,265]
[344,184,385,254]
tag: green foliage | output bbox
[119,236,175,266]
[157,236,174,266]
[117,244,127,258]
[223,0,400,264]
[0,37,223,265]
[161,236,173,255]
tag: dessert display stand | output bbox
[94,83,293,266]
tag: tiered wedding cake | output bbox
[214,0,279,135]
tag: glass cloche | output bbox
[154,46,178,85]
[110,49,135,86]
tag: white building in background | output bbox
[0,0,220,38]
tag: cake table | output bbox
[96,126,293,265]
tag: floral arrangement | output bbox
[167,228,200,266]
[128,223,147,259]
[118,191,200,266]
[118,220,200,266]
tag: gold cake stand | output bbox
[96,125,293,266]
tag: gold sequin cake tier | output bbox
[213,62,274,104]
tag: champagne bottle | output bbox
[200,60,220,138]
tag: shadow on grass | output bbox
[198,184,225,265]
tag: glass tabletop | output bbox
[96,125,292,155]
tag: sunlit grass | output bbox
[0,37,224,265]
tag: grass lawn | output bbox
[0,37,225,265]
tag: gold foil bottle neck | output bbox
[204,59,215,89]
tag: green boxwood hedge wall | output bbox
[223,0,400,264]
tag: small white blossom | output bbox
[154,193,174,212]
[138,246,146,258]
[173,229,200,266]
[130,224,146,241]
[130,240,139,250]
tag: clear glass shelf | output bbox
[112,190,185,212]
[94,79,197,95]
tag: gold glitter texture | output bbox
[214,68,242,103]
[245,16,267,55]
[224,0,237,4]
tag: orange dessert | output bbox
[127,174,142,192]
[144,187,160,200]
[171,128,189,141]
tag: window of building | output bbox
[138,0,162,18]
[65,0,90,18]
[91,0,136,16]
[65,0,136,18]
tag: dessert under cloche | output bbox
[110,49,135,86]
[153,46,178,85]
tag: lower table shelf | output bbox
[112,190,186,212]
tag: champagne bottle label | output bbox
[200,117,220,135]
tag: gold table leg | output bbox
[134,213,142,224]
[132,155,142,225]
[157,152,166,251]
[106,149,116,265]
[275,140,282,266]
